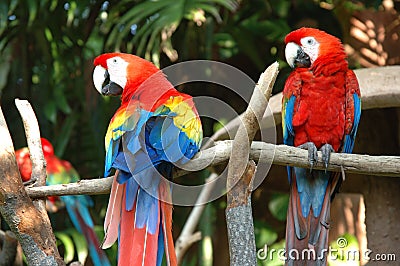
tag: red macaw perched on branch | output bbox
[15,138,111,266]
[92,53,202,266]
[282,28,361,265]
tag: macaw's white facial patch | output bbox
[106,56,129,90]
[300,36,320,65]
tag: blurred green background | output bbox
[0,0,395,265]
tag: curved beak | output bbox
[285,42,311,68]
[93,65,123,96]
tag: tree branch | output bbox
[15,99,48,212]
[25,140,400,198]
[225,61,278,265]
[15,99,47,186]
[0,105,64,266]
[26,176,112,197]
[226,161,257,265]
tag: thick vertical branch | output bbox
[226,161,257,265]
[0,105,63,265]
[226,62,279,265]
[15,100,46,187]
[15,99,48,216]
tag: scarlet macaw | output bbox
[282,28,361,265]
[92,53,202,266]
[15,138,111,266]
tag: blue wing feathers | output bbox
[352,93,361,135]
[343,93,361,153]
[283,95,296,146]
[105,139,120,176]
[283,95,296,181]
[106,100,200,180]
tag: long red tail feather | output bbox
[102,173,124,249]
[285,173,340,266]
[159,181,177,266]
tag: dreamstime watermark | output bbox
[257,237,397,263]
[120,60,277,206]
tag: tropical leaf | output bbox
[254,220,279,248]
[104,0,238,62]
[268,193,289,222]
[55,231,75,263]
[67,228,89,265]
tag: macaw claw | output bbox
[298,142,318,171]
[320,143,334,171]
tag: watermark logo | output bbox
[257,238,397,263]
[336,236,348,248]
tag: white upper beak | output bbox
[285,42,300,68]
[93,65,107,94]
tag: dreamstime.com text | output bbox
[257,238,397,263]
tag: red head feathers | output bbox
[284,27,347,74]
[93,53,169,104]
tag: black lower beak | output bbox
[295,49,311,68]
[101,82,123,96]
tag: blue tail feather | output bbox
[294,168,329,218]
[135,188,159,234]
[63,195,94,230]
[63,195,111,266]
[156,222,165,266]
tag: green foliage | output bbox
[254,220,278,248]
[268,192,289,222]
[55,229,86,264]
[102,0,238,66]
[215,0,291,69]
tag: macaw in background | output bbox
[92,53,202,266]
[282,28,361,265]
[15,138,111,266]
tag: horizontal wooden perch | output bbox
[26,140,400,198]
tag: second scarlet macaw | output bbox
[93,53,202,266]
[282,28,361,265]
[15,138,110,266]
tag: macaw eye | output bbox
[301,37,317,46]
[109,57,122,66]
